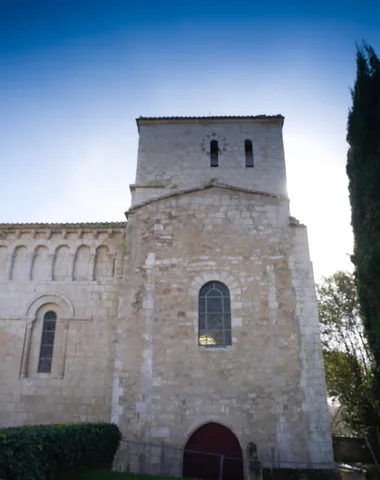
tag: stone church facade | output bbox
[0,115,333,475]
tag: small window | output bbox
[38,311,57,373]
[210,140,219,167]
[245,139,254,167]
[199,281,231,347]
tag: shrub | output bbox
[0,422,121,480]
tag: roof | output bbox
[126,181,288,217]
[136,115,284,130]
[0,222,127,229]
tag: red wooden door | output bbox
[183,423,244,480]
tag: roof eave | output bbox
[136,115,285,131]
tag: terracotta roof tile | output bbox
[137,114,283,121]
[0,222,127,229]
[136,115,284,129]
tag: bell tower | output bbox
[130,115,288,207]
[113,115,334,476]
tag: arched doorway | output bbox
[183,422,244,480]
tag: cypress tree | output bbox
[347,43,380,404]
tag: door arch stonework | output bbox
[183,422,244,480]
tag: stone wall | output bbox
[0,222,126,427]
[113,186,333,467]
[0,115,333,478]
[290,223,334,465]
[132,117,287,207]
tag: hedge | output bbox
[0,422,121,480]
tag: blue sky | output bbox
[1,0,380,280]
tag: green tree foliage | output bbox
[346,43,380,399]
[317,271,379,433]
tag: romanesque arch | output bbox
[11,245,28,281]
[94,245,113,280]
[20,294,75,379]
[73,245,90,281]
[31,245,49,281]
[26,294,74,318]
[183,422,243,480]
[53,245,70,281]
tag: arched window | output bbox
[38,311,57,373]
[245,139,254,167]
[199,281,231,347]
[210,140,219,167]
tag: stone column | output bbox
[8,252,15,280]
[111,253,117,278]
[19,317,35,378]
[28,252,36,280]
[58,319,70,379]
[89,253,96,281]
[47,253,55,280]
[70,253,76,280]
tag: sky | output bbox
[1,0,379,281]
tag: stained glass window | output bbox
[199,282,231,347]
[38,311,57,373]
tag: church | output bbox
[0,115,333,478]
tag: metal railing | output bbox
[113,439,342,479]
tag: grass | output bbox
[72,470,191,480]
